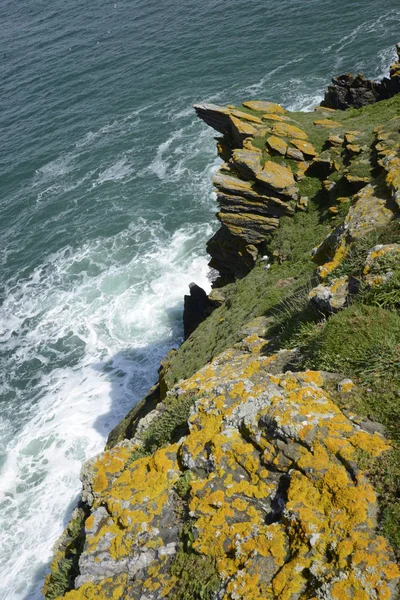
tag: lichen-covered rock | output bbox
[256,161,297,199]
[314,118,342,128]
[363,243,400,286]
[229,115,258,145]
[322,45,400,110]
[290,138,318,158]
[51,345,399,600]
[313,183,398,278]
[270,121,308,140]
[242,100,285,114]
[266,135,288,156]
[308,275,358,313]
[230,148,262,179]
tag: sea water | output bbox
[0,0,399,597]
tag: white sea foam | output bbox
[0,219,213,600]
[93,157,134,187]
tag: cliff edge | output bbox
[44,47,400,600]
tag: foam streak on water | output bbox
[0,0,400,597]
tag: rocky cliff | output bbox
[44,48,400,600]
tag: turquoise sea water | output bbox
[0,1,399,597]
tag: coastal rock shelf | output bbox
[45,45,400,600]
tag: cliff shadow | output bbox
[22,301,184,600]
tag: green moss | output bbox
[361,271,400,310]
[169,524,220,600]
[134,392,197,455]
[43,507,87,600]
[175,471,192,498]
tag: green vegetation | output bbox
[298,305,400,556]
[169,524,220,600]
[164,198,330,389]
[43,507,87,600]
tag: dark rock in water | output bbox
[183,283,217,339]
[322,43,400,110]
[323,73,381,110]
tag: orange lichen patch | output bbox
[318,239,348,278]
[229,115,258,139]
[314,118,342,128]
[256,160,296,191]
[55,341,399,599]
[363,243,400,276]
[349,431,390,456]
[60,575,128,599]
[290,138,318,157]
[266,135,288,155]
[90,444,135,495]
[271,121,308,140]
[261,112,286,122]
[242,100,286,114]
[298,370,325,386]
[230,109,263,124]
[295,160,309,181]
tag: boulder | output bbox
[266,135,288,156]
[322,43,400,110]
[290,138,318,158]
[193,103,233,135]
[309,275,358,314]
[230,148,262,179]
[271,121,308,140]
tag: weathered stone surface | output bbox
[327,133,344,147]
[309,275,358,313]
[256,161,297,198]
[363,243,400,287]
[206,224,260,282]
[261,113,286,122]
[53,345,399,600]
[183,283,217,339]
[271,121,308,140]
[229,115,258,145]
[322,45,400,110]
[230,109,263,124]
[266,135,288,156]
[230,148,262,179]
[313,184,398,278]
[242,100,285,114]
[286,146,304,161]
[314,118,342,129]
[290,138,318,157]
[217,210,279,242]
[193,103,233,135]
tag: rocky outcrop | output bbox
[322,43,400,110]
[194,102,311,282]
[45,343,399,599]
[45,45,400,600]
